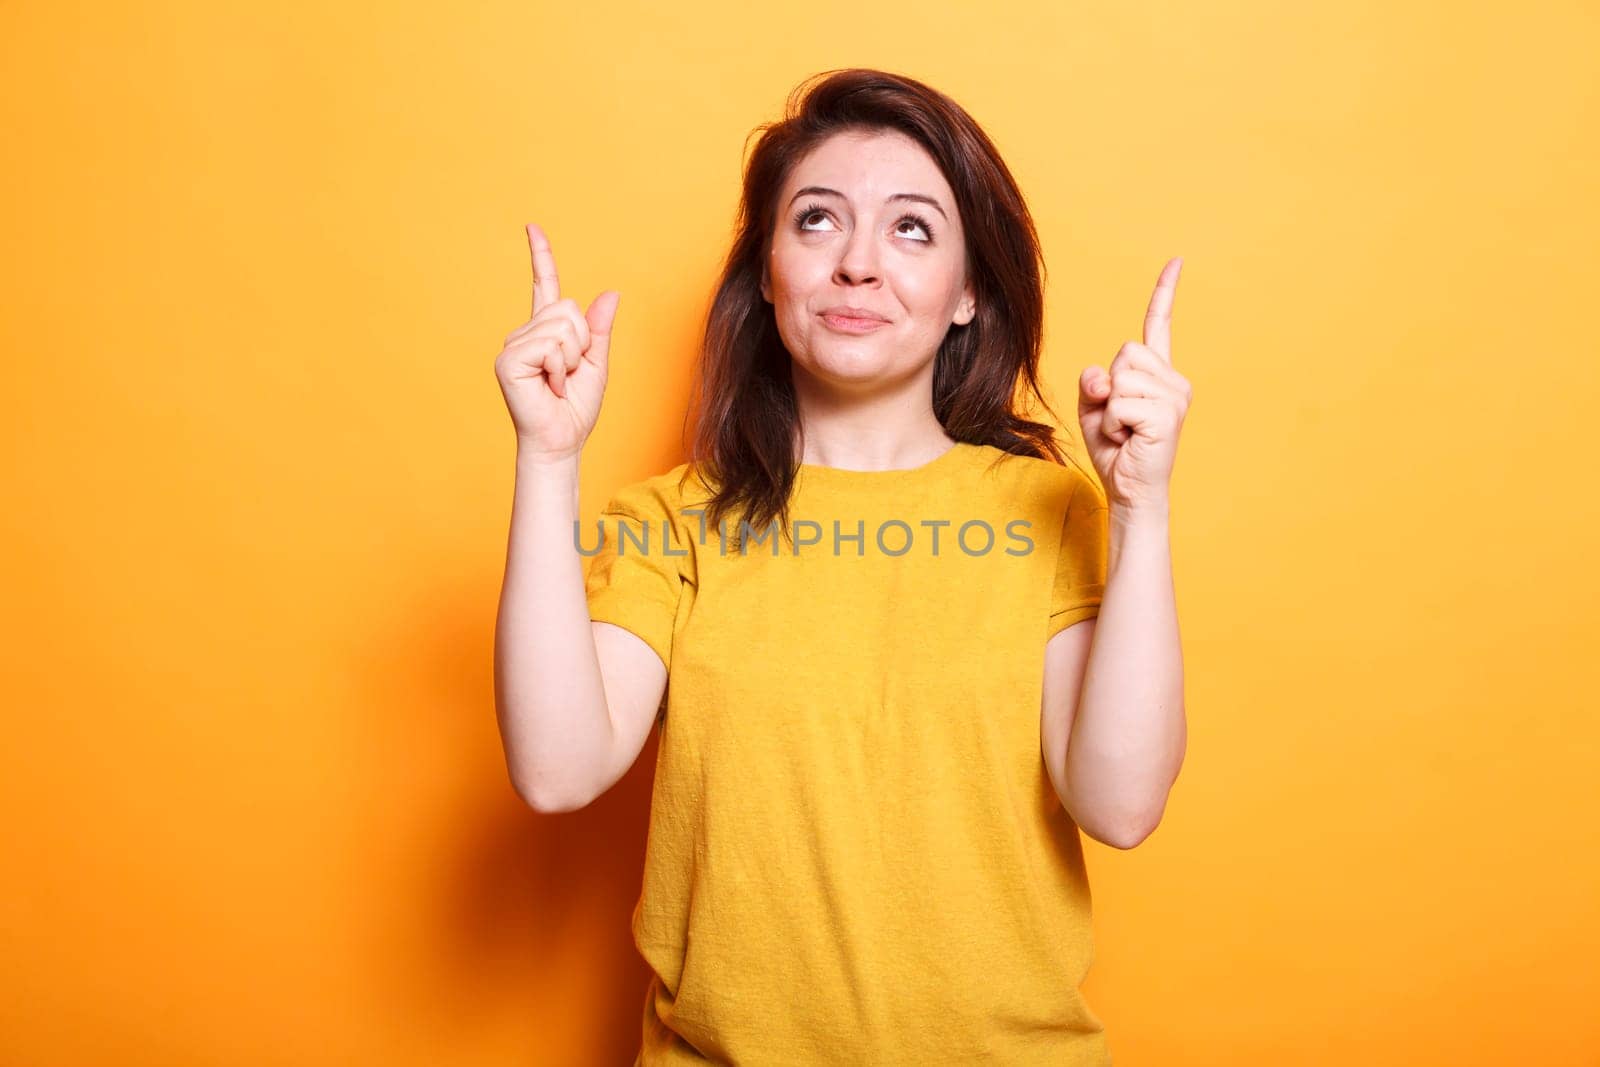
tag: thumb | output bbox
[584,290,621,375]
[1078,366,1109,415]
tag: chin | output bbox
[801,359,915,395]
[796,345,892,382]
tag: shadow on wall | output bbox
[358,569,662,1062]
[458,744,657,1060]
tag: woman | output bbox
[494,68,1189,1065]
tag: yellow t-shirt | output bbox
[583,440,1112,1065]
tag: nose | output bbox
[832,225,881,287]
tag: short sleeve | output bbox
[1047,465,1109,638]
[583,476,688,669]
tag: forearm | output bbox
[1064,500,1187,846]
[492,448,614,810]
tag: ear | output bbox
[953,280,976,326]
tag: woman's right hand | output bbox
[494,222,620,463]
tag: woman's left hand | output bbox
[1077,257,1192,514]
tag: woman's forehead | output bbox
[786,131,955,206]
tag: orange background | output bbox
[3,2,1597,1064]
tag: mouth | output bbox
[819,312,889,334]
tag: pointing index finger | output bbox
[1143,256,1182,364]
[526,222,561,318]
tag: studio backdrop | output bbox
[3,2,1596,1064]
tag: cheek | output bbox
[897,270,958,322]
[770,264,829,316]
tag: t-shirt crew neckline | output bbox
[795,440,972,488]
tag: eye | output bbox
[793,201,835,232]
[791,201,937,244]
[895,213,934,243]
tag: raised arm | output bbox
[491,222,662,812]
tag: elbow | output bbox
[512,774,597,815]
[1120,801,1173,848]
[1078,806,1163,850]
[1073,765,1182,850]
[1060,783,1161,850]
[1097,819,1156,850]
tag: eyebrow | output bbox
[788,185,949,222]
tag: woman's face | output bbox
[762,128,975,393]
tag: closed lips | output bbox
[821,307,888,321]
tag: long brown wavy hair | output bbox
[680,67,1072,541]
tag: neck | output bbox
[790,355,953,470]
